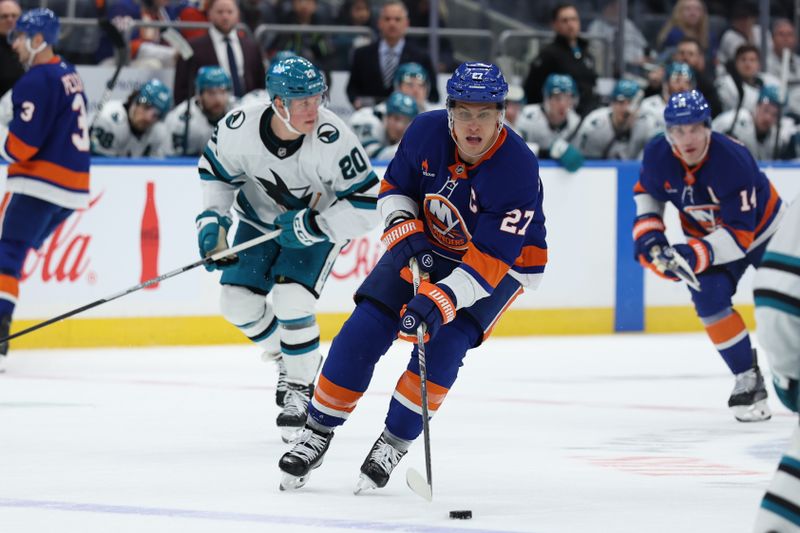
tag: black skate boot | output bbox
[276,382,314,443]
[353,432,408,494]
[729,350,771,422]
[278,424,334,491]
[0,314,10,372]
[275,355,288,407]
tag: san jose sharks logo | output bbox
[226,110,245,129]
[423,194,471,250]
[317,123,339,144]
[255,169,313,209]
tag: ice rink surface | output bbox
[0,333,795,533]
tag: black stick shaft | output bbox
[411,259,433,494]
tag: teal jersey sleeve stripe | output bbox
[202,146,238,182]
[763,251,800,270]
[336,172,379,199]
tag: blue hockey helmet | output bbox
[543,73,577,98]
[385,91,419,119]
[665,61,695,83]
[611,79,641,101]
[266,56,327,102]
[664,90,711,128]
[758,85,782,108]
[394,62,429,87]
[136,79,173,117]
[446,62,508,104]
[195,66,232,93]
[11,8,59,45]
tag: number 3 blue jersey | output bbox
[2,56,90,209]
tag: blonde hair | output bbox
[657,0,709,51]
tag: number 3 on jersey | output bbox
[71,94,89,152]
[500,209,534,235]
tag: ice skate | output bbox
[729,365,771,422]
[277,382,313,443]
[354,433,407,494]
[260,350,288,407]
[278,425,334,491]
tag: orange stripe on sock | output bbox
[0,273,19,299]
[706,311,747,345]
[395,370,449,411]
[313,374,363,414]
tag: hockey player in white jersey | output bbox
[165,66,233,156]
[752,200,800,532]
[628,62,695,159]
[90,78,172,158]
[362,91,418,161]
[196,56,379,441]
[575,79,642,159]
[515,73,583,171]
[712,85,796,161]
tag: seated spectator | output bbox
[175,0,211,41]
[629,61,695,158]
[332,0,375,71]
[675,37,722,116]
[766,18,800,120]
[164,66,233,156]
[657,0,717,66]
[586,0,651,76]
[516,73,584,172]
[716,44,779,113]
[504,84,526,133]
[523,3,599,117]
[266,0,335,72]
[712,85,796,160]
[346,0,438,109]
[129,0,183,68]
[363,91,419,161]
[0,0,23,97]
[90,79,173,158]
[717,1,769,69]
[402,0,456,72]
[575,78,642,159]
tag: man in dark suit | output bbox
[346,0,438,109]
[0,0,23,97]
[174,0,265,105]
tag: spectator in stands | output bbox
[586,0,651,76]
[346,0,438,109]
[174,0,265,104]
[717,1,768,68]
[90,79,173,158]
[240,0,278,33]
[767,18,800,119]
[575,78,642,160]
[266,0,335,72]
[128,0,182,68]
[175,0,211,41]
[716,43,779,113]
[402,0,456,72]
[676,37,722,116]
[712,85,796,160]
[657,0,717,65]
[523,3,598,117]
[332,0,375,71]
[0,0,22,97]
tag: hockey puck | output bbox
[449,510,472,519]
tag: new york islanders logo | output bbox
[683,204,721,232]
[423,194,471,250]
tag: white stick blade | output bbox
[406,468,432,502]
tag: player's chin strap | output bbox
[23,37,48,69]
[273,98,305,137]
[447,108,505,162]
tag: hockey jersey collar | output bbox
[452,127,508,176]
[260,106,304,159]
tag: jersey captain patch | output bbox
[423,194,472,251]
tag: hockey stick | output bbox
[773,48,790,160]
[649,245,701,291]
[0,229,281,344]
[405,258,433,502]
[92,17,128,125]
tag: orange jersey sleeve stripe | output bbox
[9,160,90,192]
[463,242,510,289]
[313,375,363,413]
[679,213,706,239]
[6,132,38,161]
[633,181,647,193]
[514,245,548,268]
[724,225,754,250]
[379,180,397,195]
[755,182,780,236]
[395,370,449,411]
[483,286,523,341]
[706,312,747,345]
[0,273,20,299]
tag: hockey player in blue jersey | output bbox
[634,90,785,422]
[0,8,90,370]
[279,62,548,492]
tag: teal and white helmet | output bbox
[195,66,232,94]
[266,56,327,103]
[385,91,419,119]
[136,79,172,117]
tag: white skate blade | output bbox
[280,426,304,444]
[406,468,432,502]
[353,473,378,495]
[731,399,772,422]
[279,472,309,491]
